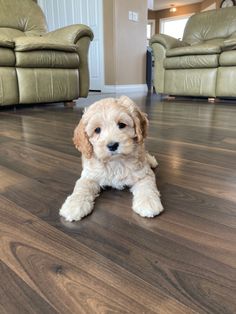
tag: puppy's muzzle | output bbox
[107,142,119,152]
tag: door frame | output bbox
[92,0,104,91]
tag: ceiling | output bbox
[153,0,202,11]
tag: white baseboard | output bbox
[102,84,148,93]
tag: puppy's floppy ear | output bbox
[119,95,148,143]
[134,110,148,142]
[73,118,93,159]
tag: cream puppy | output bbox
[60,96,164,221]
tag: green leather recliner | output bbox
[150,7,236,98]
[0,0,93,106]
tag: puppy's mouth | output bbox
[95,141,134,161]
[108,149,124,159]
[107,151,120,159]
[110,150,119,156]
[109,149,131,158]
[108,143,134,158]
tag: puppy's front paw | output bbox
[132,195,164,218]
[146,153,158,169]
[59,194,94,222]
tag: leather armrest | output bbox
[150,34,189,49]
[43,25,93,98]
[14,36,77,52]
[43,24,94,44]
[222,31,236,50]
[0,35,14,48]
[223,38,236,50]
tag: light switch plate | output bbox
[128,11,133,21]
[133,12,139,22]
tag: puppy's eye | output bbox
[95,127,101,134]
[118,122,126,129]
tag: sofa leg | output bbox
[208,97,219,103]
[164,95,176,100]
[64,101,76,108]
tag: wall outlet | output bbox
[128,11,133,21]
[132,11,139,22]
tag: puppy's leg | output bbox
[59,178,100,221]
[146,152,158,168]
[130,175,163,218]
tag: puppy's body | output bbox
[82,147,154,189]
[60,96,163,221]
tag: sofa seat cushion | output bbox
[0,35,14,48]
[0,48,15,66]
[164,54,219,69]
[219,51,236,66]
[166,43,221,57]
[16,51,80,68]
[14,37,77,52]
[164,68,217,97]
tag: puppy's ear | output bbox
[73,119,93,159]
[133,110,148,142]
[119,96,148,143]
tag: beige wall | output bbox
[103,0,147,85]
[148,3,201,34]
[149,1,220,34]
[201,0,221,10]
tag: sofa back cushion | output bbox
[0,0,47,37]
[183,7,236,44]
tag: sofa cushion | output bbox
[164,54,219,69]
[16,51,80,68]
[0,0,47,36]
[219,51,236,66]
[166,43,221,57]
[14,37,77,52]
[0,35,14,48]
[16,68,79,104]
[0,28,25,40]
[222,37,236,51]
[0,48,15,66]
[216,67,236,97]
[164,68,217,97]
[0,67,19,105]
[183,7,236,45]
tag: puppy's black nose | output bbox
[107,142,119,152]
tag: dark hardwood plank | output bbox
[1,95,236,313]
[0,196,193,314]
[148,123,236,152]
[161,183,236,227]
[0,142,80,194]
[1,135,235,204]
[2,175,236,313]
[0,261,56,314]
[157,154,236,203]
[0,112,79,156]
[148,137,236,170]
[0,165,29,192]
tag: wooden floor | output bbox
[0,93,236,314]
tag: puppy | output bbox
[60,96,163,221]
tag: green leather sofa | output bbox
[150,7,236,98]
[0,0,93,106]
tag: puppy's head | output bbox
[73,96,148,160]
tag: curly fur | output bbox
[60,96,164,221]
